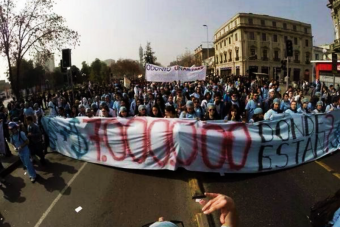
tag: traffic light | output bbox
[60,60,67,73]
[62,49,71,68]
[286,40,293,57]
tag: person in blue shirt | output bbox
[8,122,37,183]
[280,93,291,112]
[245,92,260,123]
[179,101,198,119]
[297,98,310,114]
[285,100,298,115]
[264,98,281,120]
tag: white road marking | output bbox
[34,162,87,227]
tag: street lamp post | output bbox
[203,25,209,64]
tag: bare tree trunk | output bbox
[15,59,21,98]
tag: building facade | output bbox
[328,0,340,52]
[214,13,313,82]
[194,45,215,66]
[194,45,215,74]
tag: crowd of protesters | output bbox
[18,75,339,123]
[1,74,340,183]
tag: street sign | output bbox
[332,53,337,74]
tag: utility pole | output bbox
[203,25,209,63]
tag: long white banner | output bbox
[42,111,340,173]
[0,122,5,154]
[145,64,206,82]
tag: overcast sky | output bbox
[0,0,334,81]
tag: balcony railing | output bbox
[294,60,300,64]
[235,57,239,61]
[305,60,311,64]
[262,57,269,61]
[249,55,257,60]
[273,58,280,62]
[228,59,232,62]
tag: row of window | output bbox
[216,49,310,63]
[248,18,309,34]
[216,33,310,50]
[248,32,309,47]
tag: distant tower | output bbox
[139,45,144,66]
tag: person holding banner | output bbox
[297,98,309,114]
[313,101,324,114]
[179,101,198,119]
[164,105,177,119]
[203,103,219,121]
[136,105,148,117]
[264,98,282,120]
[325,96,340,113]
[285,100,298,115]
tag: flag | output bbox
[124,77,131,89]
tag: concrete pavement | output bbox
[0,151,339,227]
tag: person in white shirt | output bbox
[48,96,58,117]
[325,96,340,113]
[313,101,324,114]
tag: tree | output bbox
[143,42,157,66]
[0,0,80,98]
[110,59,142,79]
[169,50,195,67]
[89,58,110,84]
[81,61,90,76]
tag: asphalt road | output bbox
[0,153,199,227]
[0,151,339,227]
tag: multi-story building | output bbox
[214,13,313,82]
[328,0,340,52]
[194,45,215,74]
[194,45,215,66]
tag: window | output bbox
[273,34,278,42]
[229,37,231,44]
[274,50,279,59]
[305,39,309,47]
[272,21,277,27]
[220,42,222,48]
[249,18,253,25]
[261,20,265,26]
[234,20,237,27]
[283,23,287,29]
[305,27,308,34]
[229,52,232,61]
[224,39,226,46]
[294,37,298,45]
[236,49,239,59]
[262,33,267,41]
[235,33,238,41]
[216,56,218,64]
[306,52,310,63]
[249,32,255,40]
[263,49,268,59]
[284,36,288,42]
[295,52,299,61]
[224,53,227,62]
[293,25,297,31]
[250,48,256,56]
[315,54,319,60]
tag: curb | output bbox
[0,158,21,178]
